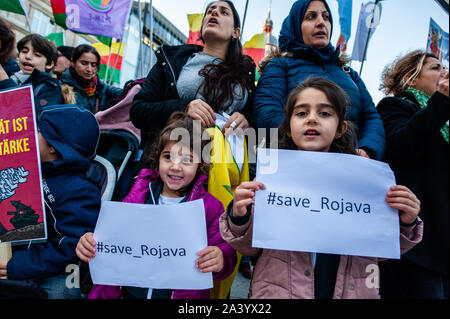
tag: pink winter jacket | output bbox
[219,206,423,299]
[88,169,236,299]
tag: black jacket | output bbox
[377,91,449,275]
[131,44,256,147]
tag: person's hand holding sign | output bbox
[196,246,224,274]
[232,181,266,217]
[385,185,420,225]
[76,232,96,263]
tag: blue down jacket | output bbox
[7,105,101,280]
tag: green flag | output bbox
[96,36,112,47]
[46,32,64,48]
[0,0,27,15]
[0,0,31,31]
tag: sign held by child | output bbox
[253,148,401,259]
[89,200,213,290]
[0,86,47,244]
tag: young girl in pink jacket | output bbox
[76,113,236,299]
[220,77,423,299]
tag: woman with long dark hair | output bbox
[131,0,255,147]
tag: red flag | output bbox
[50,0,67,28]
[187,14,204,46]
[336,33,347,52]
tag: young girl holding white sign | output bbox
[220,77,424,299]
[76,113,236,299]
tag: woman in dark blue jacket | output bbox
[254,0,385,160]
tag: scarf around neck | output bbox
[405,87,449,144]
[11,70,31,85]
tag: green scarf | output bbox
[405,87,449,144]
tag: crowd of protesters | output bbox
[0,0,448,300]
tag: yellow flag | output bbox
[206,126,249,299]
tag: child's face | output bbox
[159,141,200,198]
[289,88,344,153]
[37,132,58,163]
[18,41,52,74]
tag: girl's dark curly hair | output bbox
[197,1,253,112]
[278,77,358,155]
[142,112,211,196]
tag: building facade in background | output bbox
[0,0,187,87]
[123,1,187,85]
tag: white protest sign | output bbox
[253,148,400,259]
[89,200,213,289]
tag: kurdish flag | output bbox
[92,42,124,84]
[243,33,266,66]
[50,0,67,28]
[187,14,204,46]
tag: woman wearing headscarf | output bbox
[377,50,449,299]
[254,0,385,160]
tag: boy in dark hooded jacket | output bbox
[0,105,102,299]
[0,34,63,115]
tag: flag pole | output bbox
[138,0,144,78]
[359,0,379,76]
[107,9,133,85]
[108,41,125,85]
[241,0,249,42]
[20,0,32,32]
[149,0,154,70]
